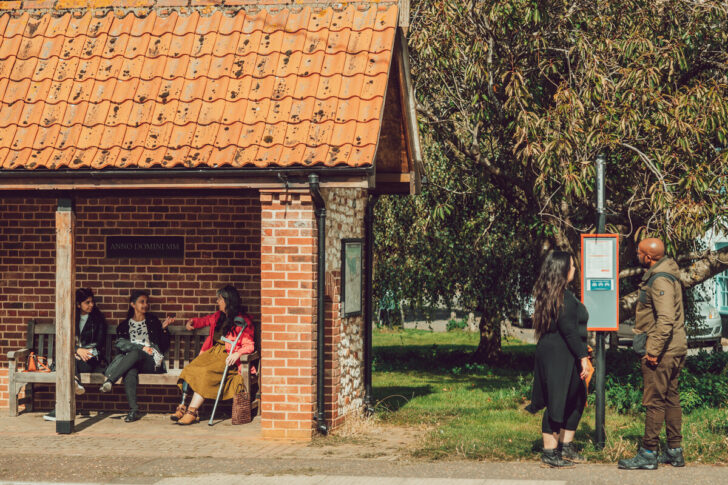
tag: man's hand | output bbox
[644,354,658,366]
[76,348,93,362]
[186,319,195,331]
[142,346,154,355]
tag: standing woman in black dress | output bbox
[526,251,590,467]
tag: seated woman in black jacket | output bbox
[100,290,174,422]
[44,288,108,422]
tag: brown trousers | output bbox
[641,353,686,450]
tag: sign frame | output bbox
[341,238,364,318]
[581,233,619,331]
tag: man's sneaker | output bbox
[75,377,85,396]
[618,447,658,470]
[658,447,685,467]
[560,442,586,463]
[43,409,56,422]
[541,448,574,468]
[99,380,112,393]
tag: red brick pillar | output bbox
[259,190,317,439]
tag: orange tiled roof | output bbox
[0,1,398,170]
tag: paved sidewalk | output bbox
[1,412,726,485]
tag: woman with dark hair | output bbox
[100,290,174,422]
[171,285,254,425]
[44,288,108,422]
[526,251,590,468]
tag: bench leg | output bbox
[25,383,34,413]
[8,381,18,417]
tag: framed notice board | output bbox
[581,234,619,331]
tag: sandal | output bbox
[170,404,187,422]
[177,407,199,425]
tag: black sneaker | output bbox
[658,447,685,467]
[43,409,56,422]
[541,448,574,468]
[618,447,658,470]
[560,442,586,463]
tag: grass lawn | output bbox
[372,328,728,463]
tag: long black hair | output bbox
[532,251,573,338]
[126,289,150,321]
[217,285,244,335]
[75,287,104,325]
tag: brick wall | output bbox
[321,188,367,430]
[0,192,261,411]
[259,190,317,439]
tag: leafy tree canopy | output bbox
[375,0,728,361]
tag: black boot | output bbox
[541,448,574,468]
[657,447,685,467]
[560,442,585,463]
[618,447,658,470]
[124,410,141,422]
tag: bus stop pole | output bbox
[595,153,607,449]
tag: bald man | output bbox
[618,238,687,470]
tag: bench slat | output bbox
[13,372,56,384]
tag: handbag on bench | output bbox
[23,352,51,372]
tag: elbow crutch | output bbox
[209,316,247,426]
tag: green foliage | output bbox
[376,0,728,360]
[593,349,728,415]
[446,318,468,332]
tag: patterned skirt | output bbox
[178,344,244,400]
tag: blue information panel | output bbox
[581,234,619,331]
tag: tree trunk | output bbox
[620,247,728,320]
[473,312,501,363]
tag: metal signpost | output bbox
[582,153,619,449]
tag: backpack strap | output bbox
[646,272,679,289]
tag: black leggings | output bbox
[105,349,158,412]
[541,401,584,434]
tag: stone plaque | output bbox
[106,236,184,258]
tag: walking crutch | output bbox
[209,316,247,426]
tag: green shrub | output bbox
[446,318,468,331]
[599,349,728,414]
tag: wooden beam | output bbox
[55,197,76,434]
[396,30,424,195]
[0,177,370,191]
[399,0,410,34]
[376,173,411,183]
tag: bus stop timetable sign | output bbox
[581,234,619,331]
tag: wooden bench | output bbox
[7,319,260,417]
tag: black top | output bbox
[116,313,170,354]
[540,289,589,359]
[75,309,107,357]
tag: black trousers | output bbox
[105,349,158,412]
[75,356,103,378]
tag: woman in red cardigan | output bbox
[172,285,254,425]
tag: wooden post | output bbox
[55,197,76,434]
